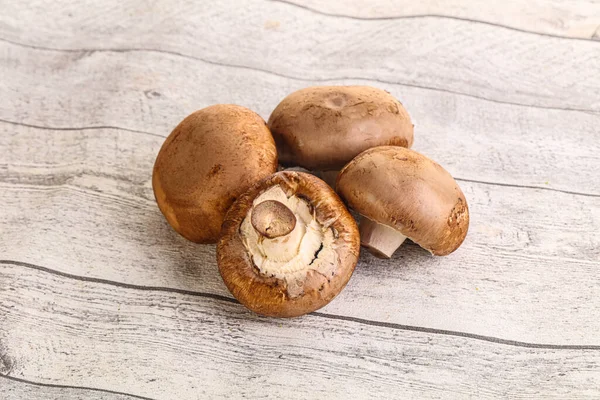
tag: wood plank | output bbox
[1,43,599,195]
[279,0,600,39]
[2,183,599,345]
[2,0,598,396]
[1,125,599,344]
[2,262,599,400]
[0,376,145,400]
[1,125,598,263]
[0,0,599,112]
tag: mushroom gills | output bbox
[240,185,338,297]
[359,216,407,259]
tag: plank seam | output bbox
[269,0,600,43]
[0,374,156,400]
[1,37,597,115]
[0,118,164,138]
[454,178,600,198]
[3,259,600,350]
[1,118,599,198]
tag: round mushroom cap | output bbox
[268,86,414,171]
[336,146,469,256]
[152,104,278,243]
[217,171,360,317]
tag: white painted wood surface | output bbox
[2,0,600,113]
[276,0,600,39]
[1,0,599,398]
[2,263,600,399]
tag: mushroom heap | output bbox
[153,86,470,317]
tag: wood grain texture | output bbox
[278,0,600,39]
[2,42,599,196]
[0,0,599,112]
[1,376,147,400]
[1,124,599,344]
[2,262,600,400]
[2,0,600,398]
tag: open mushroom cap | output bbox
[217,171,360,318]
[336,146,469,257]
[152,104,278,243]
[268,86,414,172]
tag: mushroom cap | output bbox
[268,86,414,171]
[152,104,278,243]
[336,146,469,256]
[217,171,360,317]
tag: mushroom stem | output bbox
[251,200,297,239]
[245,194,321,266]
[320,170,340,188]
[359,217,406,259]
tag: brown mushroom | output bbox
[336,146,469,258]
[268,85,414,185]
[152,104,278,243]
[217,171,360,317]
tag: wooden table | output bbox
[1,1,599,398]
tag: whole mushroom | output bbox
[217,171,360,317]
[153,104,278,243]
[336,146,469,258]
[268,86,414,185]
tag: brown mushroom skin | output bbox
[152,104,277,243]
[217,171,360,318]
[336,146,469,256]
[268,86,414,171]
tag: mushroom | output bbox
[268,86,413,185]
[217,171,360,317]
[152,104,278,243]
[336,146,469,258]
